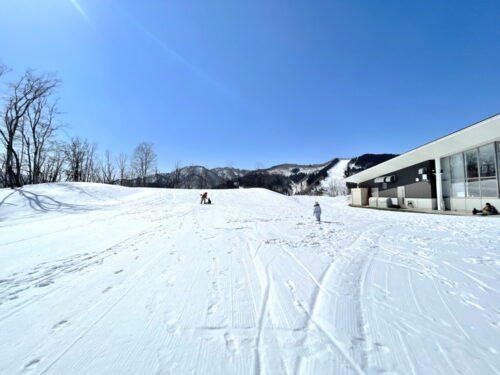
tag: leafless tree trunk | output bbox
[64,137,98,182]
[43,141,65,183]
[116,153,128,185]
[101,150,116,184]
[83,142,99,182]
[131,142,157,187]
[21,98,60,184]
[170,161,182,188]
[0,71,59,188]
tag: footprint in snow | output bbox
[224,333,239,354]
[102,286,113,293]
[23,358,41,370]
[36,280,53,288]
[53,320,68,329]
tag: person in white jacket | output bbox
[313,202,321,222]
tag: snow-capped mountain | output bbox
[219,154,396,196]
[123,153,396,196]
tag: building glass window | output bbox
[451,153,465,179]
[451,180,465,197]
[478,144,496,178]
[441,157,451,180]
[442,143,499,202]
[442,180,451,198]
[497,142,500,198]
[497,142,500,170]
[440,157,451,198]
[480,178,498,198]
[450,153,465,197]
[465,149,479,178]
[466,179,480,197]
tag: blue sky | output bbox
[1,0,499,171]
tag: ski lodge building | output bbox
[346,114,500,212]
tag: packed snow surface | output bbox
[1,183,499,374]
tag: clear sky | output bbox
[1,0,499,171]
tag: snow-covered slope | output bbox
[316,158,350,196]
[231,159,350,195]
[1,183,499,374]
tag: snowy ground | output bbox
[0,183,499,375]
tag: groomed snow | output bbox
[0,183,499,374]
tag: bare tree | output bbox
[0,71,59,188]
[116,153,128,185]
[84,143,99,182]
[64,137,99,182]
[101,150,116,184]
[42,141,65,182]
[325,179,348,197]
[64,137,86,182]
[21,98,60,184]
[169,161,183,188]
[131,142,157,187]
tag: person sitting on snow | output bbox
[313,202,322,222]
[472,203,498,216]
[200,192,208,204]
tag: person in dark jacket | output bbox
[472,203,498,215]
[200,192,208,204]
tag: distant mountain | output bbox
[122,153,397,196]
[220,159,345,195]
[344,153,398,178]
[123,166,249,189]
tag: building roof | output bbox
[345,113,500,184]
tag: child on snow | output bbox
[313,202,321,222]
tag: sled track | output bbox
[0,227,155,323]
[38,239,166,374]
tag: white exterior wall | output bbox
[404,198,437,210]
[351,188,369,206]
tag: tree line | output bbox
[0,65,158,189]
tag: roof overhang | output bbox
[346,114,500,184]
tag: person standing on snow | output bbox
[313,202,321,222]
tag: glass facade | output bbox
[479,144,496,177]
[441,156,451,198]
[441,142,499,200]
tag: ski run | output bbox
[0,183,499,375]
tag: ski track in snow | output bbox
[0,182,499,374]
